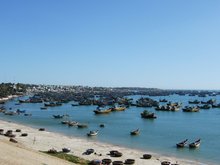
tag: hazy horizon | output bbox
[1,0,220,90]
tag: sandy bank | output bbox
[0,139,74,165]
[0,120,208,165]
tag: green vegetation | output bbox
[0,83,26,98]
[42,151,90,165]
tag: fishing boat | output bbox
[19,99,30,103]
[130,129,140,135]
[159,99,168,102]
[182,106,199,112]
[161,161,171,165]
[62,147,71,153]
[93,108,112,114]
[4,111,17,116]
[201,99,216,105]
[87,130,98,136]
[111,106,126,111]
[24,113,32,116]
[71,103,79,106]
[188,100,200,104]
[189,139,201,148]
[68,121,78,126]
[198,104,211,109]
[77,123,88,128]
[0,101,5,104]
[141,110,157,119]
[45,102,62,107]
[176,139,188,148]
[61,121,69,124]
[16,109,26,113]
[53,115,64,119]
[212,104,220,108]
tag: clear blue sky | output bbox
[0,0,220,89]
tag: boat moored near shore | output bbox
[130,129,140,135]
[176,139,188,148]
[189,139,201,148]
[87,130,98,136]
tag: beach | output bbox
[0,139,74,165]
[0,120,207,165]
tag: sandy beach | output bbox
[0,119,207,165]
[0,139,74,165]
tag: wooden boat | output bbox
[21,133,28,137]
[87,130,98,136]
[15,129,21,132]
[189,139,201,148]
[176,139,188,148]
[130,129,140,135]
[0,101,5,104]
[19,99,30,103]
[4,111,17,116]
[124,159,135,165]
[61,121,69,124]
[0,107,6,113]
[62,148,71,153]
[53,115,64,119]
[142,154,152,159]
[77,123,88,128]
[99,124,105,128]
[102,159,112,164]
[112,161,123,165]
[199,105,211,109]
[24,113,32,116]
[182,106,199,112]
[45,102,62,107]
[68,121,78,126]
[201,99,216,105]
[16,109,26,113]
[161,161,171,165]
[71,103,79,106]
[212,104,220,108]
[188,100,200,104]
[111,106,126,111]
[141,110,157,119]
[155,105,179,111]
[159,99,168,102]
[38,128,45,131]
[9,138,18,143]
[94,108,112,114]
[110,150,123,157]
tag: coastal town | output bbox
[1,82,219,103]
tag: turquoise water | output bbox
[1,94,220,164]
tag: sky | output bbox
[0,0,220,90]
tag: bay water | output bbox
[1,94,220,164]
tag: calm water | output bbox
[1,94,220,164]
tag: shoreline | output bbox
[0,95,20,102]
[0,119,211,165]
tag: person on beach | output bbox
[33,137,36,144]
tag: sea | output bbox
[1,94,220,165]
